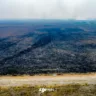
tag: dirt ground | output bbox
[0,73,96,86]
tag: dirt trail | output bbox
[0,74,96,86]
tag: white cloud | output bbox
[0,0,96,19]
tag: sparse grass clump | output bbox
[0,85,39,96]
[0,84,96,96]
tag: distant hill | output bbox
[0,20,96,75]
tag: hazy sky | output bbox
[0,0,96,20]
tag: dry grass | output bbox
[0,84,96,96]
[0,73,96,96]
[0,72,96,78]
[0,73,96,87]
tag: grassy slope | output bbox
[0,73,96,96]
[0,84,96,96]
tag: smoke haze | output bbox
[0,0,96,20]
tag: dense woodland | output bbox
[0,20,96,75]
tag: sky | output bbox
[0,0,96,20]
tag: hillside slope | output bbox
[0,20,96,74]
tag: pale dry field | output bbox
[0,73,96,86]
